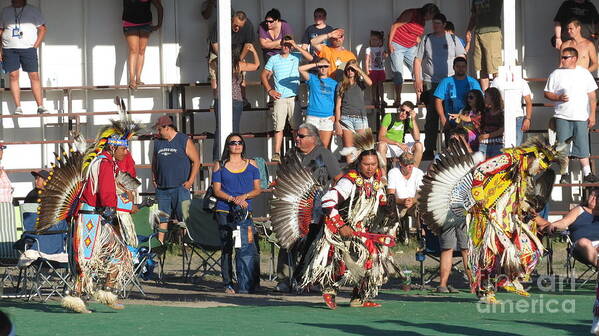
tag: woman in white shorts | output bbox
[299,58,338,148]
[334,60,373,163]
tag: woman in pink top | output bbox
[122,0,163,89]
[388,3,438,106]
[0,145,12,203]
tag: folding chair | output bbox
[416,222,464,287]
[0,201,26,297]
[182,199,221,281]
[563,231,597,288]
[16,203,71,302]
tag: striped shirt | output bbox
[0,168,12,202]
[264,52,301,98]
[392,9,425,48]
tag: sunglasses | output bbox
[561,55,575,59]
[228,140,243,146]
[265,19,275,24]
[318,65,329,68]
[296,134,311,138]
[400,108,411,113]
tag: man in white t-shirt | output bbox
[544,47,598,183]
[387,152,424,219]
[0,0,47,115]
[491,76,533,146]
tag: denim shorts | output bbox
[3,48,38,73]
[555,118,590,158]
[123,24,153,34]
[340,115,368,131]
[156,185,191,223]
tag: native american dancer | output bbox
[419,137,563,304]
[36,119,140,313]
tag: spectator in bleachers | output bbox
[213,43,260,160]
[553,0,599,49]
[560,19,598,72]
[445,21,470,52]
[212,133,262,294]
[490,70,533,146]
[434,57,482,135]
[122,0,163,90]
[0,145,12,204]
[152,115,201,243]
[478,87,504,159]
[388,3,440,106]
[310,28,356,81]
[208,11,256,107]
[260,36,312,163]
[300,8,334,56]
[413,13,466,160]
[377,101,422,168]
[299,59,337,148]
[544,47,599,183]
[364,30,386,108]
[259,8,293,64]
[387,152,424,221]
[200,0,216,24]
[23,169,48,203]
[466,0,503,91]
[0,0,47,115]
[449,89,484,151]
[335,60,372,163]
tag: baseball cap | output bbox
[153,115,174,129]
[31,170,50,180]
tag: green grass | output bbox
[2,289,594,336]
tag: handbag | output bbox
[202,185,217,212]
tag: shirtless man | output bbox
[561,19,598,72]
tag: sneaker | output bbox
[37,106,49,114]
[584,173,599,183]
[14,107,22,115]
[271,153,281,163]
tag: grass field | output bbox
[1,287,594,336]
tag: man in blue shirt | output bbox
[261,36,313,162]
[434,57,482,130]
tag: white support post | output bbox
[217,0,233,155]
[502,0,518,148]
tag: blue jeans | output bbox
[515,116,524,146]
[389,42,416,85]
[155,185,191,223]
[216,212,235,287]
[340,115,368,131]
[213,99,243,160]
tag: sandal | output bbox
[128,80,137,89]
[136,81,145,86]
[322,293,337,310]
[435,286,450,293]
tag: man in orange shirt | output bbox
[310,28,356,81]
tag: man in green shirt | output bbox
[377,101,423,168]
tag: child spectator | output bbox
[377,101,423,168]
[449,89,484,151]
[299,59,337,148]
[334,60,373,163]
[479,87,505,158]
[365,30,387,108]
[300,8,334,56]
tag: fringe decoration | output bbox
[61,295,91,314]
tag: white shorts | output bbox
[386,142,416,158]
[306,115,334,132]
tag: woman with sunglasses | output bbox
[449,89,485,151]
[259,8,294,63]
[377,101,423,168]
[212,134,262,294]
[299,58,338,148]
[479,87,505,158]
[335,60,373,163]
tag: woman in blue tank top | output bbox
[212,133,262,294]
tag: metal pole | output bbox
[217,0,232,155]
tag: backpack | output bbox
[252,157,270,189]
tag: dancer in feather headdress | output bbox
[293,129,397,309]
[37,113,141,313]
[419,136,564,304]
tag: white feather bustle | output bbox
[61,295,91,314]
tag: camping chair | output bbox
[563,230,597,288]
[416,221,465,288]
[182,199,221,281]
[15,203,71,302]
[0,201,26,297]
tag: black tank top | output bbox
[569,208,599,243]
[122,0,152,24]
